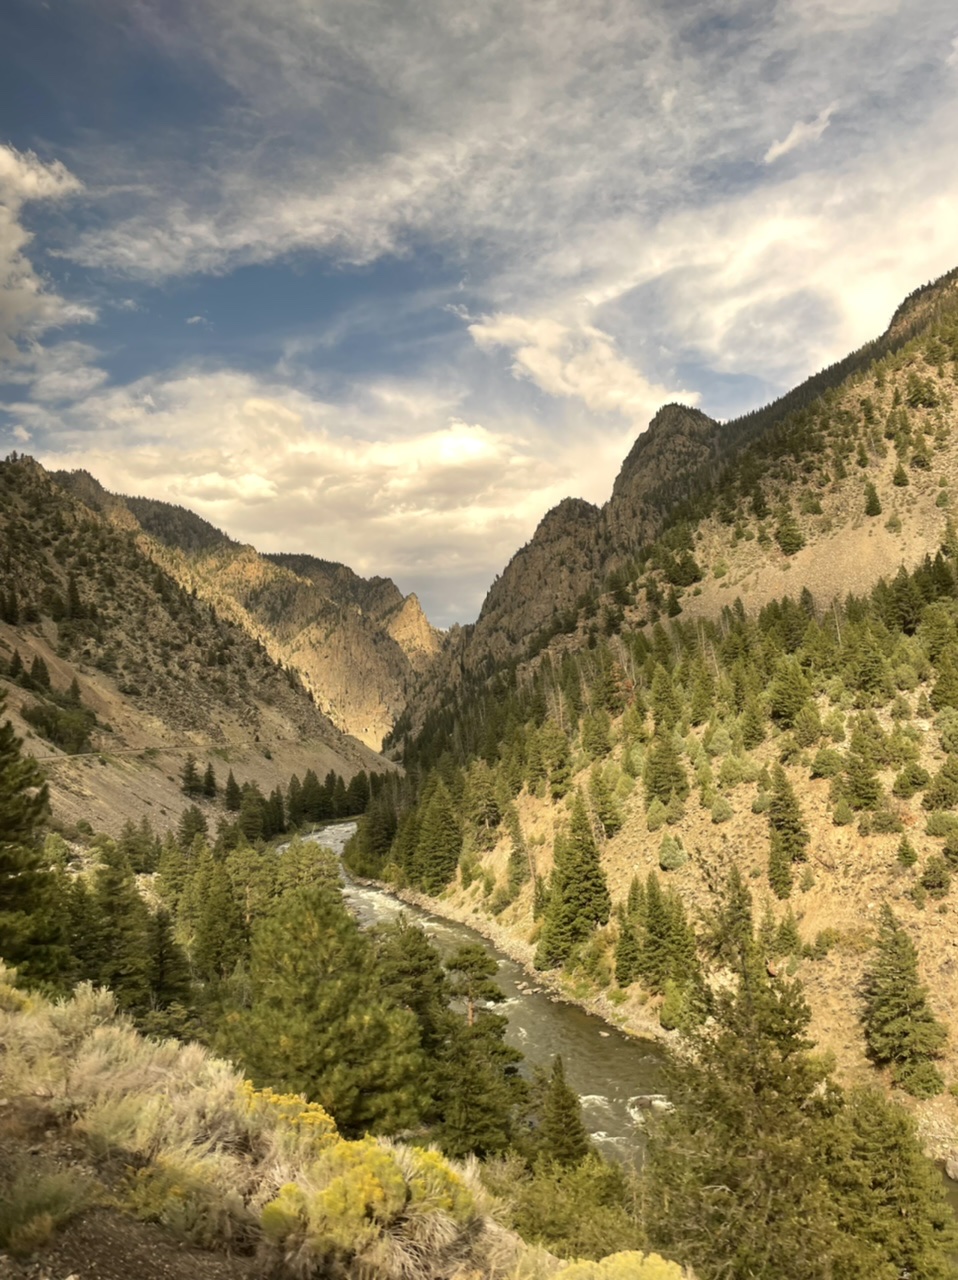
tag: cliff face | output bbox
[604,403,720,552]
[467,498,603,670]
[51,479,442,751]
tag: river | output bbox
[313,822,668,1159]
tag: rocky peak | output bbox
[605,403,719,551]
[384,593,442,671]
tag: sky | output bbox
[1,0,957,627]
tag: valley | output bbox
[5,265,958,1278]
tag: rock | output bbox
[945,1152,958,1182]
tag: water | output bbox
[312,822,669,1157]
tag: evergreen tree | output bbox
[588,763,622,837]
[233,883,424,1137]
[144,908,192,1015]
[177,804,208,850]
[180,753,202,797]
[534,791,610,969]
[614,917,641,986]
[0,694,67,984]
[643,950,845,1279]
[413,779,461,894]
[768,765,809,862]
[88,844,152,1013]
[192,862,247,981]
[828,1086,958,1278]
[864,481,882,516]
[862,905,947,1097]
[534,1055,591,1167]
[286,773,304,827]
[703,866,754,967]
[643,734,689,807]
[202,761,217,798]
[224,769,242,812]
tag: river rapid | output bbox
[312,822,668,1160]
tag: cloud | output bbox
[185,314,209,327]
[948,35,958,66]
[764,103,838,164]
[469,313,698,422]
[18,365,637,624]
[0,145,90,363]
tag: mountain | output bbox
[51,474,441,750]
[0,456,389,833]
[363,264,958,1159]
[400,267,958,719]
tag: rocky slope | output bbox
[0,456,388,834]
[52,475,442,750]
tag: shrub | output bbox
[710,796,733,824]
[658,834,688,871]
[553,1251,688,1279]
[0,1169,95,1257]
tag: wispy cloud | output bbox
[764,103,838,164]
[0,145,91,363]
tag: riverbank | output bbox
[353,874,671,1050]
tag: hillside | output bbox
[359,265,958,1159]
[52,473,442,751]
[0,456,388,834]
[409,268,958,706]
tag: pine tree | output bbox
[864,481,882,516]
[535,1055,591,1167]
[588,763,622,837]
[224,769,242,812]
[144,908,192,1013]
[192,862,247,981]
[180,753,202,796]
[413,779,461,894]
[844,751,883,810]
[202,761,217,798]
[703,866,754,967]
[768,832,793,899]
[286,773,304,827]
[638,871,674,993]
[862,905,946,1097]
[768,765,809,862]
[0,694,67,984]
[615,917,641,986]
[88,843,152,1013]
[643,949,844,1279]
[828,1086,958,1278]
[233,883,424,1137]
[643,734,689,807]
[534,791,610,969]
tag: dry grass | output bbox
[0,962,568,1279]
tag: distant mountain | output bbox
[51,475,442,750]
[0,456,389,833]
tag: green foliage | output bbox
[864,481,882,517]
[482,1153,644,1262]
[535,791,611,969]
[921,855,951,899]
[862,905,947,1096]
[230,883,424,1136]
[658,833,688,871]
[532,1056,592,1167]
